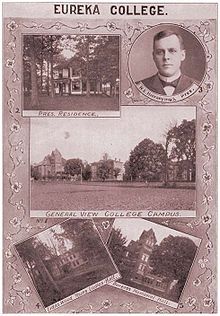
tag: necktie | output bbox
[160,78,180,88]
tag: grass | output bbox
[31,181,196,211]
[24,94,119,111]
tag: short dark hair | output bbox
[153,30,185,50]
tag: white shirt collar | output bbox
[158,71,181,83]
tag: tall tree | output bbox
[123,160,133,181]
[64,158,83,176]
[129,138,166,181]
[29,36,40,107]
[15,237,61,303]
[113,167,121,180]
[82,164,92,181]
[96,160,111,181]
[149,235,197,296]
[107,227,127,266]
[168,120,196,182]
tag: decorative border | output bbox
[3,18,216,313]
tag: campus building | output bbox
[32,148,66,178]
[122,229,177,293]
[91,158,124,181]
[45,249,88,280]
[53,56,119,96]
[167,160,195,182]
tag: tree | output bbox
[123,160,133,181]
[31,165,41,180]
[149,235,197,296]
[62,35,119,96]
[168,120,196,182]
[129,138,166,181]
[107,227,127,267]
[82,164,92,181]
[113,167,121,180]
[15,237,61,306]
[59,220,106,262]
[29,36,40,107]
[96,161,111,181]
[64,158,83,176]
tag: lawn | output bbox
[24,94,119,111]
[31,181,196,211]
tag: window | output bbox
[141,253,149,262]
[63,68,69,78]
[72,80,80,92]
[144,277,153,285]
[138,263,146,272]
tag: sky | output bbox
[30,106,195,164]
[113,218,201,247]
[37,223,73,255]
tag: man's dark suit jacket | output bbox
[137,73,196,95]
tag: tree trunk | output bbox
[34,254,60,293]
[86,79,90,97]
[164,138,169,186]
[94,80,97,95]
[50,36,55,98]
[47,59,50,96]
[30,36,39,108]
[40,35,44,95]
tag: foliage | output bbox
[15,237,62,306]
[23,35,62,101]
[64,158,83,176]
[96,160,112,181]
[23,34,119,99]
[82,164,92,181]
[167,119,196,182]
[129,138,166,181]
[107,227,127,267]
[59,220,106,261]
[31,165,41,180]
[149,235,197,294]
[123,160,133,181]
[113,168,121,179]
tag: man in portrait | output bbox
[138,30,197,96]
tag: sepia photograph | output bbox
[14,219,119,310]
[129,23,206,100]
[22,34,120,114]
[30,106,196,215]
[3,2,217,314]
[107,218,201,308]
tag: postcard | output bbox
[3,2,217,314]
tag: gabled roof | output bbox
[139,228,157,244]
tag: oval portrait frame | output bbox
[128,23,207,103]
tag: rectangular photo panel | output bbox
[30,106,196,218]
[107,218,201,309]
[14,219,120,312]
[22,34,120,117]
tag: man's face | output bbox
[153,34,186,77]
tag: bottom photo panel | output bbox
[107,218,201,309]
[14,219,120,312]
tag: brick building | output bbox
[122,229,177,293]
[91,158,124,181]
[32,148,66,178]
